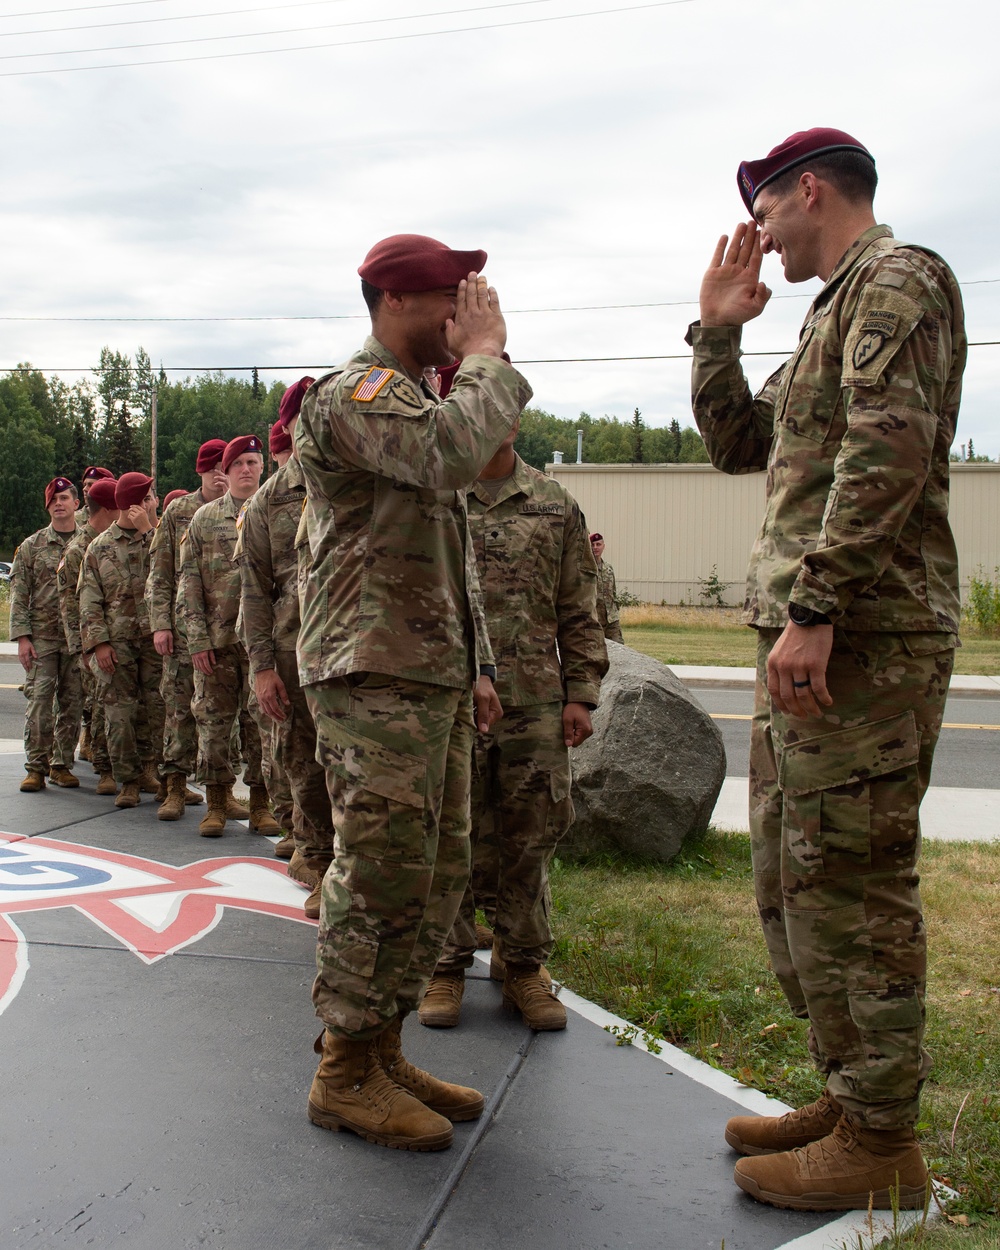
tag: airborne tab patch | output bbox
[351,367,395,403]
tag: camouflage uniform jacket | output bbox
[9,524,73,655]
[235,458,305,673]
[295,335,533,689]
[688,225,966,633]
[468,455,607,708]
[146,489,207,636]
[57,522,101,655]
[594,560,621,634]
[176,491,243,656]
[78,523,154,651]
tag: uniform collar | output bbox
[364,335,434,391]
[815,224,894,306]
[221,490,243,517]
[472,453,531,507]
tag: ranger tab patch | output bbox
[351,367,395,402]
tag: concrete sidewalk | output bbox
[673,663,1000,696]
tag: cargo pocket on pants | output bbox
[778,711,919,878]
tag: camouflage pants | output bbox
[81,663,111,774]
[160,649,197,778]
[192,644,262,787]
[101,636,166,784]
[472,809,500,927]
[22,649,83,772]
[604,622,624,645]
[437,701,574,973]
[750,628,954,1129]
[272,650,334,872]
[249,684,294,831]
[305,673,474,1040]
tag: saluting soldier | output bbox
[237,377,335,913]
[57,477,120,795]
[297,233,531,1152]
[11,477,85,791]
[146,440,231,822]
[78,472,164,808]
[177,435,276,836]
[689,128,967,1210]
[421,420,607,1031]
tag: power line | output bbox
[0,0,558,57]
[1,276,998,322]
[0,0,696,77]
[5,342,1000,373]
[0,0,168,19]
[5,0,354,37]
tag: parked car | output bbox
[0,561,12,582]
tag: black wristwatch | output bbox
[479,664,497,681]
[788,602,832,628]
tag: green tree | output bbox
[631,408,644,463]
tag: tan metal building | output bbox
[547,462,1000,607]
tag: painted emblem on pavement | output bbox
[0,833,314,1017]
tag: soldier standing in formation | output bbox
[11,477,85,791]
[238,377,335,918]
[57,477,120,796]
[590,533,624,643]
[421,419,607,1031]
[178,435,278,837]
[690,128,966,1210]
[147,440,229,822]
[296,234,531,1152]
[78,473,164,809]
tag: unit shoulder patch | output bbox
[350,367,395,403]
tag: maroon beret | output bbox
[277,376,315,426]
[163,489,189,510]
[82,465,114,483]
[222,434,264,473]
[359,234,487,293]
[195,438,228,474]
[88,479,119,511]
[115,472,153,508]
[737,127,873,213]
[45,476,74,508]
[269,424,292,455]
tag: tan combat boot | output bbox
[138,762,161,794]
[157,772,188,822]
[248,785,281,834]
[726,1091,843,1156]
[475,922,494,950]
[287,850,319,889]
[417,972,465,1028]
[184,784,205,806]
[49,766,80,788]
[78,726,93,762]
[304,882,322,921]
[20,771,46,793]
[308,1029,453,1151]
[502,965,566,1030]
[734,1118,930,1212]
[273,832,295,860]
[225,786,250,821]
[377,1015,484,1121]
[96,773,118,796]
[199,784,228,837]
[115,780,141,809]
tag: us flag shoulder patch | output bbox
[350,367,395,402]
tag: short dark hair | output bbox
[767,150,877,206]
[87,495,104,517]
[361,279,384,316]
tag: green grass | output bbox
[0,582,9,643]
[549,832,1000,1241]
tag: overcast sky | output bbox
[2,0,996,455]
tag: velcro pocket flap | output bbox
[323,717,426,808]
[779,711,918,797]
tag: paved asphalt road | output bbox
[2,658,995,790]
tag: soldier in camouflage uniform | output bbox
[423,423,607,1031]
[11,477,85,791]
[146,439,230,821]
[237,379,334,906]
[688,129,967,1211]
[75,467,116,754]
[177,435,272,836]
[590,534,624,643]
[298,234,531,1152]
[78,473,165,808]
[58,477,119,794]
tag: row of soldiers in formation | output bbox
[9,375,621,1002]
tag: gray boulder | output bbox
[565,641,726,863]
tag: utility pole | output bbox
[150,387,158,484]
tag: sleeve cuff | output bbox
[566,681,601,707]
[685,322,744,362]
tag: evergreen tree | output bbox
[631,407,644,463]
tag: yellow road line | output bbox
[710,713,1000,731]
